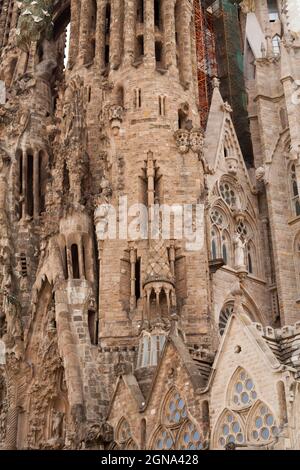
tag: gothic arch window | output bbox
[272,35,280,56]
[214,368,280,449]
[175,419,204,450]
[218,304,234,336]
[149,387,205,450]
[228,368,257,409]
[162,388,188,426]
[210,208,232,266]
[115,417,138,450]
[290,163,300,217]
[236,219,258,276]
[214,409,245,449]
[246,401,279,443]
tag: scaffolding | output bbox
[194,0,217,129]
[194,0,254,164]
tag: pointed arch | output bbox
[161,387,187,426]
[175,418,205,450]
[212,408,245,449]
[115,416,139,449]
[226,367,258,410]
[149,425,174,450]
[245,400,279,444]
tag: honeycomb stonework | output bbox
[0,0,300,450]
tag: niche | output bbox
[71,244,80,279]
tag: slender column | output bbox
[181,4,192,89]
[78,0,91,64]
[78,239,85,279]
[67,246,73,279]
[110,0,122,69]
[124,0,136,65]
[69,0,81,67]
[163,0,176,68]
[95,0,107,69]
[144,0,155,68]
[22,149,27,218]
[130,247,137,310]
[33,149,39,219]
[169,242,175,276]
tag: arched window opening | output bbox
[290,164,300,216]
[105,3,111,66]
[137,0,144,23]
[272,35,280,56]
[71,244,80,279]
[202,401,210,429]
[136,35,144,61]
[155,41,163,67]
[63,160,70,195]
[27,152,34,218]
[215,410,245,449]
[88,310,98,345]
[20,253,27,277]
[39,151,47,215]
[135,257,141,301]
[267,0,279,22]
[247,402,279,443]
[64,246,68,280]
[154,0,161,29]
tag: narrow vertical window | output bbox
[135,257,141,301]
[27,152,34,218]
[71,244,80,279]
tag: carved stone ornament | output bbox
[174,129,190,154]
[190,128,205,154]
[108,105,123,136]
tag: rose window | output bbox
[177,420,204,450]
[220,182,237,208]
[249,404,279,442]
[164,391,188,425]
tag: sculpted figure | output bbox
[233,233,246,268]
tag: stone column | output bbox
[78,0,91,64]
[144,0,155,68]
[69,0,81,67]
[33,149,39,219]
[180,3,192,89]
[130,246,137,310]
[78,239,85,279]
[95,0,107,70]
[163,0,176,68]
[22,149,27,218]
[124,0,136,65]
[110,0,122,69]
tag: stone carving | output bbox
[240,0,255,14]
[190,128,205,155]
[16,0,53,52]
[108,105,123,136]
[85,421,113,448]
[233,233,246,269]
[174,129,190,154]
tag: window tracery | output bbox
[290,163,300,217]
[214,368,279,449]
[150,388,205,450]
[115,418,138,450]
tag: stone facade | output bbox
[0,0,299,450]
